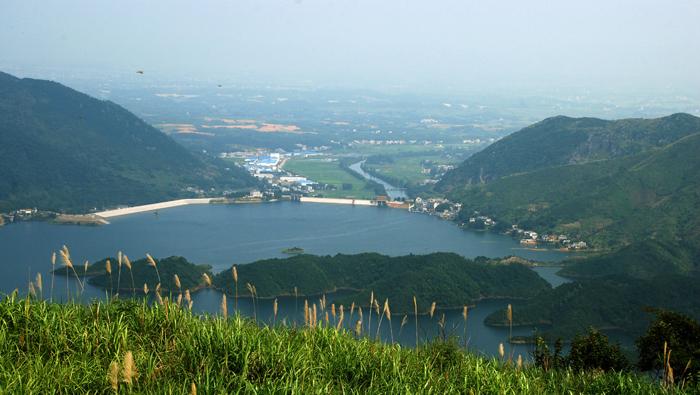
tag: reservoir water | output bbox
[0,201,571,357]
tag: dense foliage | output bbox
[486,274,700,340]
[213,252,551,313]
[0,296,689,393]
[0,71,254,213]
[438,113,700,187]
[636,310,700,383]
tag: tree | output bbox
[567,328,629,371]
[637,310,700,383]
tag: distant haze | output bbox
[1,0,699,93]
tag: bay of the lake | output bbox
[0,201,572,356]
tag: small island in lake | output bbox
[282,247,305,255]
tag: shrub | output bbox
[567,328,629,372]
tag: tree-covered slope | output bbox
[213,252,551,313]
[438,113,700,188]
[486,273,700,340]
[448,132,700,250]
[0,71,254,213]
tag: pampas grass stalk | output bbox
[221,294,228,319]
[124,255,135,297]
[304,299,309,327]
[463,305,469,348]
[384,299,393,344]
[108,361,119,391]
[273,298,278,326]
[35,273,42,300]
[106,259,113,299]
[429,301,436,319]
[367,292,374,334]
[232,266,238,312]
[50,251,56,302]
[399,314,408,338]
[146,253,161,284]
[116,251,122,297]
[122,350,136,386]
[202,273,212,287]
[507,303,513,361]
[60,246,83,299]
[246,283,257,322]
[374,298,385,341]
[413,296,419,347]
[336,305,344,331]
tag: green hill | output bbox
[486,273,700,341]
[0,297,683,393]
[0,71,254,213]
[447,131,700,250]
[438,113,700,188]
[213,252,551,313]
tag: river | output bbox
[0,202,571,357]
[349,160,408,200]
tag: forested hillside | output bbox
[0,71,254,213]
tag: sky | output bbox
[1,0,699,93]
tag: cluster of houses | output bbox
[511,225,587,249]
[409,197,462,220]
[466,213,497,227]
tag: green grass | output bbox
[0,295,684,394]
[363,155,457,186]
[284,158,376,199]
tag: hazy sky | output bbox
[1,0,699,93]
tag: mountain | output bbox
[438,113,700,188]
[0,72,254,212]
[445,126,700,250]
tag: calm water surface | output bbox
[0,201,572,356]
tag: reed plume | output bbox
[429,302,436,319]
[35,273,42,300]
[304,299,309,327]
[312,303,317,328]
[232,266,238,311]
[59,246,84,299]
[187,292,193,311]
[50,251,56,302]
[463,305,469,348]
[83,260,89,296]
[174,274,181,290]
[336,305,344,331]
[116,251,122,297]
[122,350,136,385]
[350,302,355,321]
[177,293,182,307]
[384,299,393,344]
[28,281,36,298]
[273,298,278,326]
[143,283,149,295]
[221,294,228,319]
[516,354,523,370]
[374,298,386,341]
[190,382,197,395]
[413,296,419,347]
[202,273,212,287]
[368,291,373,335]
[146,253,161,284]
[122,255,135,297]
[106,259,113,298]
[108,361,119,391]
[355,320,362,337]
[399,315,408,337]
[507,303,513,361]
[324,311,329,326]
[498,342,505,361]
[331,303,336,326]
[246,283,257,322]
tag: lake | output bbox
[0,201,571,356]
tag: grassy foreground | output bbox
[0,295,683,394]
